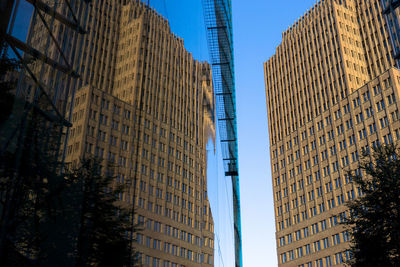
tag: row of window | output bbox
[278,110,394,166]
[136,194,212,231]
[137,216,213,249]
[280,231,350,263]
[271,78,394,159]
[276,184,362,230]
[279,212,348,248]
[296,249,351,266]
[137,234,213,264]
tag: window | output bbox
[343,103,350,114]
[288,250,294,261]
[342,231,350,242]
[335,252,344,264]
[328,198,335,209]
[380,116,389,128]
[330,145,336,155]
[353,97,360,107]
[351,151,359,162]
[320,219,327,231]
[373,85,381,95]
[297,247,304,258]
[391,109,400,121]
[136,234,143,244]
[321,149,328,160]
[376,100,385,111]
[334,110,341,120]
[344,250,352,261]
[355,113,364,123]
[316,187,323,197]
[312,223,319,234]
[337,194,344,205]
[152,258,160,267]
[332,233,341,245]
[325,182,333,193]
[363,91,370,102]
[341,156,349,167]
[305,244,311,255]
[314,240,321,252]
[280,253,287,263]
[384,134,393,144]
[332,161,339,172]
[346,119,353,129]
[358,129,367,140]
[388,93,396,105]
[336,124,344,135]
[99,114,108,125]
[279,237,286,247]
[366,107,374,117]
[323,166,330,176]
[328,130,335,140]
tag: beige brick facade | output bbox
[264,0,400,266]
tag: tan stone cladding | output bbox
[264,0,400,266]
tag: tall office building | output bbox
[26,1,215,266]
[264,0,400,266]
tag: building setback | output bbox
[27,0,215,266]
[264,0,400,266]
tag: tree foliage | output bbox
[345,144,400,267]
[0,151,138,266]
[0,43,139,266]
[0,107,67,266]
[72,158,132,267]
[0,42,20,124]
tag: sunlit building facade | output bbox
[264,0,400,266]
[27,0,215,266]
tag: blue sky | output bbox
[231,1,316,266]
[150,1,317,266]
[11,1,319,266]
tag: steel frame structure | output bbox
[202,0,242,266]
[0,0,88,262]
[0,0,89,157]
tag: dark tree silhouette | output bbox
[345,144,400,267]
[0,43,140,266]
[71,158,134,267]
[0,106,70,266]
[0,42,20,124]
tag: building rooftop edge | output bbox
[282,0,327,37]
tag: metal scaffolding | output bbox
[0,0,88,156]
[202,0,242,266]
[381,0,400,68]
[0,0,88,263]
